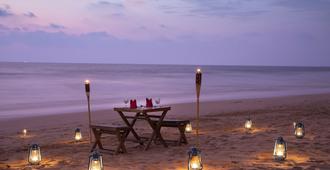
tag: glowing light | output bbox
[88,151,103,170]
[28,144,41,165]
[185,123,193,133]
[244,119,252,130]
[75,128,82,142]
[273,137,287,161]
[22,129,27,136]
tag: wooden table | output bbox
[114,106,171,150]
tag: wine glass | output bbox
[155,98,160,106]
[124,99,129,107]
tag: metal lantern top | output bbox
[295,122,304,129]
[75,128,81,133]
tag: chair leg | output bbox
[91,128,104,151]
[115,130,127,154]
[178,126,188,145]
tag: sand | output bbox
[0,93,330,170]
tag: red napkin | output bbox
[146,98,153,107]
[130,99,137,109]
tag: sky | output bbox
[0,0,330,66]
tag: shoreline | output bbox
[1,92,329,132]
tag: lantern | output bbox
[188,147,203,170]
[88,151,103,170]
[75,128,82,142]
[22,129,27,136]
[294,122,305,139]
[28,144,41,165]
[244,118,252,130]
[185,122,193,133]
[273,137,287,161]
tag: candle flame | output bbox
[196,68,202,73]
[85,79,90,84]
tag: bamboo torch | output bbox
[195,68,202,147]
[186,68,203,170]
[85,79,92,143]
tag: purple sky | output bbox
[0,0,330,66]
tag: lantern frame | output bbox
[28,144,41,165]
[188,147,203,170]
[273,137,287,161]
[75,128,82,142]
[88,151,104,170]
[294,122,305,139]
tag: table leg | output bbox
[117,111,143,145]
[144,110,168,150]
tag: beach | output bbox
[1,93,330,169]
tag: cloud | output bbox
[273,0,330,11]
[0,29,329,66]
[90,1,125,17]
[156,0,269,18]
[49,23,66,29]
[93,1,124,8]
[24,12,36,18]
[0,4,13,17]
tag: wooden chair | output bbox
[90,125,129,154]
[151,120,190,145]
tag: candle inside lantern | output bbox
[188,147,203,170]
[185,122,193,133]
[28,144,41,165]
[22,129,27,136]
[75,128,82,142]
[244,119,253,130]
[294,122,305,139]
[88,151,103,170]
[273,137,287,161]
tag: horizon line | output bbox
[0,60,330,68]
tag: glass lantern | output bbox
[244,118,252,130]
[28,144,41,165]
[75,128,82,142]
[188,147,203,170]
[22,129,27,137]
[88,151,103,170]
[273,137,287,161]
[294,122,305,138]
[185,122,193,133]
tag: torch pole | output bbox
[196,94,200,147]
[87,94,92,143]
[195,68,202,148]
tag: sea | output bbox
[1,62,330,119]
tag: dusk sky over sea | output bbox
[0,0,330,66]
